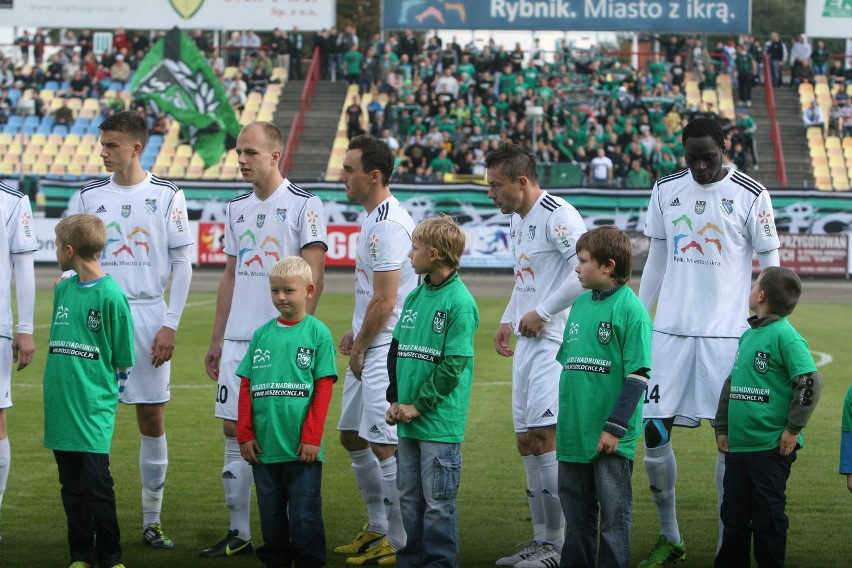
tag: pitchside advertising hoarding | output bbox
[28,180,852,275]
[382,0,750,33]
[0,0,334,30]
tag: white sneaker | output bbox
[514,542,561,568]
[496,541,541,566]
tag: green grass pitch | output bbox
[3,289,851,567]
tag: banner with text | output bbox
[381,0,750,33]
[2,0,334,31]
[806,0,852,39]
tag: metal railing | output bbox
[280,47,320,177]
[763,54,788,189]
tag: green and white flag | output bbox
[131,26,241,169]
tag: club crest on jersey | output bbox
[597,321,613,345]
[87,309,102,332]
[753,351,769,374]
[432,310,447,334]
[296,347,313,370]
[720,198,734,216]
[144,199,158,214]
[274,208,287,224]
[256,214,266,228]
[527,225,536,241]
[121,204,131,218]
[694,201,706,215]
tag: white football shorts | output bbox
[337,343,397,445]
[121,300,170,405]
[644,332,739,427]
[512,337,561,433]
[214,339,249,421]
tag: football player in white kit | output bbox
[71,111,193,550]
[487,144,587,568]
[0,181,36,544]
[636,117,780,568]
[203,122,327,558]
[334,135,416,565]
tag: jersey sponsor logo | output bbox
[720,198,734,216]
[568,322,580,337]
[753,350,769,374]
[553,223,575,250]
[669,197,681,207]
[21,212,32,238]
[54,305,69,325]
[306,209,320,238]
[86,309,102,332]
[96,204,107,213]
[296,347,314,370]
[730,384,770,402]
[514,252,535,284]
[671,216,725,263]
[145,199,158,214]
[597,321,612,344]
[759,209,774,238]
[171,207,186,233]
[400,308,417,329]
[562,356,611,374]
[121,204,131,218]
[432,310,446,334]
[256,214,266,228]
[274,208,287,224]
[252,348,271,368]
[694,201,706,215]
[369,234,380,262]
[527,225,536,241]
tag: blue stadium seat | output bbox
[110,81,124,92]
[44,81,60,92]
[74,117,90,129]
[6,115,22,129]
[1,122,20,135]
[7,89,21,105]
[60,81,70,92]
[69,124,87,136]
[141,156,154,170]
[41,115,55,129]
[23,115,39,129]
[21,124,37,136]
[86,124,101,136]
[52,124,69,136]
[36,123,53,135]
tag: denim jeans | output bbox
[558,456,633,568]
[716,449,796,568]
[252,461,326,568]
[396,438,462,567]
[53,450,122,568]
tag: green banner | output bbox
[131,26,240,168]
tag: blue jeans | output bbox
[716,449,796,568]
[558,456,633,568]
[252,461,326,568]
[396,438,462,567]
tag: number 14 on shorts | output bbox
[644,384,661,404]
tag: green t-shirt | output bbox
[522,68,540,89]
[344,50,363,75]
[498,73,517,95]
[728,318,817,452]
[735,53,754,75]
[43,275,134,454]
[393,272,479,443]
[626,167,652,189]
[727,317,818,453]
[457,62,476,78]
[236,315,338,464]
[843,385,852,433]
[556,286,652,463]
[429,156,455,174]
[648,61,666,84]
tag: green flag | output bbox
[131,27,241,169]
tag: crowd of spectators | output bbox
[4,27,852,186]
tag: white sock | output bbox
[350,449,387,534]
[523,454,545,543]
[140,434,168,528]
[536,452,564,549]
[643,441,680,543]
[224,436,252,539]
[0,437,9,512]
[716,450,726,554]
[380,455,406,551]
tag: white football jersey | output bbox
[506,191,586,343]
[644,168,780,337]
[353,195,417,348]
[223,180,328,340]
[73,173,194,301]
[0,183,37,339]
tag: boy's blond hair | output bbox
[268,256,313,286]
[55,213,107,260]
[412,214,467,269]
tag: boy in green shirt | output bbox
[715,267,823,568]
[841,384,852,493]
[555,225,652,568]
[237,256,337,567]
[44,213,135,568]
[386,214,480,567]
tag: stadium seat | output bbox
[829,154,845,167]
[167,164,186,178]
[175,144,193,158]
[66,163,83,178]
[71,154,88,165]
[827,146,843,158]
[812,155,828,168]
[83,164,105,177]
[813,165,830,178]
[257,110,273,122]
[202,165,221,180]
[54,153,71,166]
[830,165,847,178]
[239,109,258,125]
[0,133,12,146]
[189,153,205,167]
[186,164,204,178]
[833,176,849,191]
[0,163,14,176]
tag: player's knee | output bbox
[339,429,366,452]
[644,418,673,449]
[222,419,237,438]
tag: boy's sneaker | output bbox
[345,537,396,565]
[514,542,561,568]
[199,529,253,558]
[143,522,175,549]
[334,523,385,554]
[68,563,93,568]
[637,535,687,568]
[496,541,542,565]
